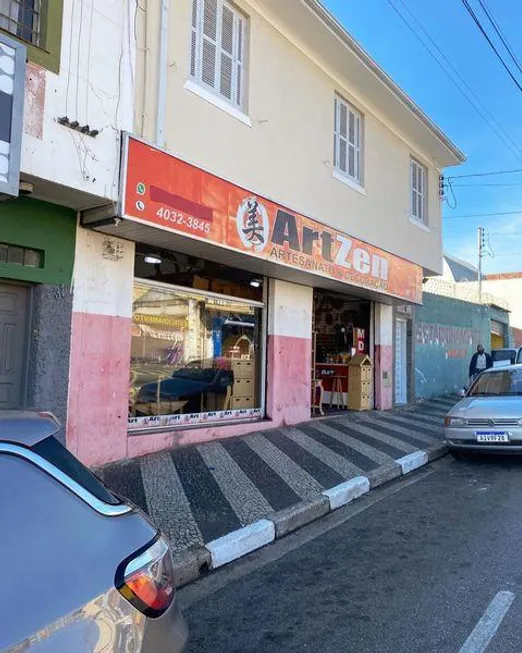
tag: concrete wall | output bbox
[26,285,73,443]
[134,0,446,275]
[21,0,135,202]
[415,293,490,399]
[482,277,522,330]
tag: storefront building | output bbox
[67,0,464,466]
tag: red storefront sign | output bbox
[121,135,423,303]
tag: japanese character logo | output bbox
[236,197,269,253]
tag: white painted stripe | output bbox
[286,427,363,478]
[367,415,438,444]
[312,421,393,465]
[207,519,275,569]
[459,591,515,653]
[376,413,442,436]
[342,421,416,454]
[322,476,370,510]
[245,434,323,499]
[197,442,272,525]
[396,451,428,474]
[141,452,204,552]
[380,414,442,434]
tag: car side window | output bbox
[31,437,121,506]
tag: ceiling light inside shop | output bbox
[144,254,162,265]
[250,280,262,288]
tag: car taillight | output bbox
[116,535,175,618]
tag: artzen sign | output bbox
[122,135,423,303]
[0,33,25,197]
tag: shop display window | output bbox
[129,281,263,430]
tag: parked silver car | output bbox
[445,364,522,455]
[0,411,188,652]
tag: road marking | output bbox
[459,590,515,653]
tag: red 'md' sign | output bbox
[122,135,423,303]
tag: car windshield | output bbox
[469,368,522,396]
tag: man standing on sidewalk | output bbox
[469,344,493,383]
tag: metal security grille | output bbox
[0,0,42,46]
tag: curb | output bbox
[171,442,449,588]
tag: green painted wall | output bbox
[0,197,76,285]
[415,292,490,399]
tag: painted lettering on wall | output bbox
[416,322,481,356]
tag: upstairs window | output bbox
[334,95,363,185]
[190,0,246,110]
[0,0,42,46]
[410,158,428,224]
[0,0,63,72]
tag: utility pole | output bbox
[477,226,486,302]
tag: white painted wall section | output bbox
[267,279,313,339]
[72,227,135,317]
[374,303,393,346]
[21,0,136,202]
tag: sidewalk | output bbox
[98,395,457,586]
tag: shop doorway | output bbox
[0,282,29,409]
[312,289,371,414]
[394,317,408,405]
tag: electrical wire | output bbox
[477,0,522,78]
[461,0,522,94]
[444,210,522,219]
[448,168,522,179]
[385,0,522,163]
[451,182,522,187]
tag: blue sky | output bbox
[324,0,522,273]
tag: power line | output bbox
[461,0,522,94]
[443,210,522,219]
[477,0,522,78]
[452,182,522,187]
[449,167,522,179]
[385,0,522,162]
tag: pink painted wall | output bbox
[67,312,130,466]
[374,344,393,410]
[266,334,312,425]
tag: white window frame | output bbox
[410,158,428,226]
[333,95,363,187]
[190,0,246,112]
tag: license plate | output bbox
[475,431,510,443]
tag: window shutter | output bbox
[190,0,199,77]
[201,0,218,87]
[235,15,244,107]
[219,4,234,100]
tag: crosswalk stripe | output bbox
[312,421,393,465]
[197,442,273,526]
[363,415,437,445]
[405,411,443,422]
[141,452,203,552]
[245,433,323,500]
[285,427,364,479]
[338,420,417,454]
[375,413,443,435]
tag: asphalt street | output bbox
[178,455,522,653]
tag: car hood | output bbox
[449,396,522,419]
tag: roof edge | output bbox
[304,0,466,165]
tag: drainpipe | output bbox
[156,0,169,146]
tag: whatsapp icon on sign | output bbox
[136,182,146,195]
